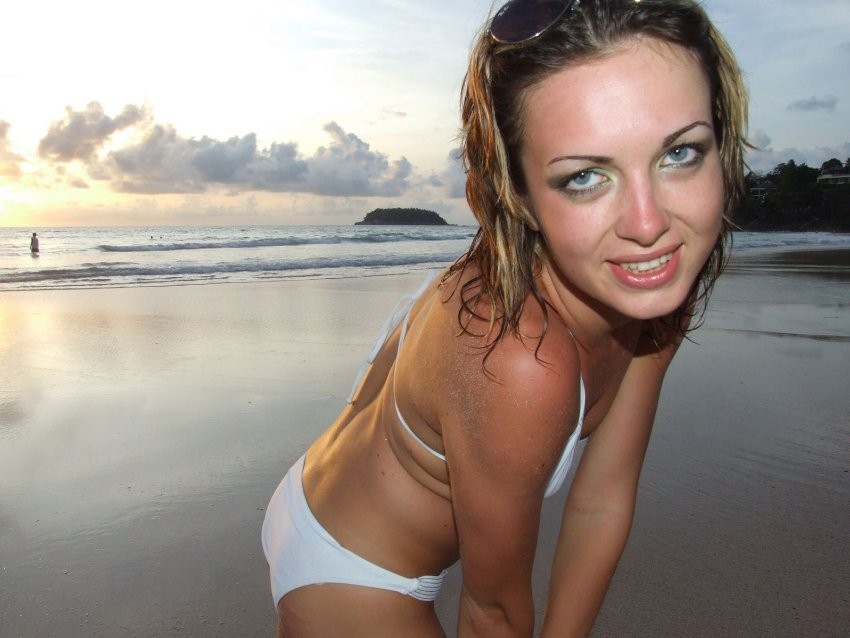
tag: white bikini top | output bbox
[348,271,586,499]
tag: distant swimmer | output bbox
[30,232,39,254]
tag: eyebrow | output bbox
[546,120,714,167]
[662,120,712,148]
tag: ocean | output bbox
[0,225,474,291]
[1,225,849,291]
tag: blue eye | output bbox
[662,144,704,168]
[565,170,607,192]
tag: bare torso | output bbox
[299,267,641,583]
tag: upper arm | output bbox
[440,329,582,623]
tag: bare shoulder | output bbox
[481,297,581,410]
[430,280,583,492]
[417,276,586,621]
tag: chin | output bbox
[616,286,692,321]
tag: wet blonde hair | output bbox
[449,0,748,345]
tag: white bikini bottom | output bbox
[261,454,447,606]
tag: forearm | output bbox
[457,586,535,638]
[540,505,635,637]
[538,333,670,636]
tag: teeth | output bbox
[619,253,672,273]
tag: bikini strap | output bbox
[347,271,439,404]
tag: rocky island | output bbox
[355,207,449,226]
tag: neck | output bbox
[536,255,638,349]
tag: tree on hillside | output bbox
[821,158,843,173]
[768,159,820,190]
[735,158,850,231]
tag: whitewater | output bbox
[1,225,848,291]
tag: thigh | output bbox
[277,583,445,638]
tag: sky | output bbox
[1,0,848,227]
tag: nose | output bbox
[615,176,671,246]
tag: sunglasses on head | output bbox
[489,0,578,45]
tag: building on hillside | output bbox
[817,170,850,186]
[749,178,778,200]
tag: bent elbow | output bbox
[459,588,534,638]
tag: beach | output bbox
[1,246,848,636]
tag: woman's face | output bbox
[519,37,724,325]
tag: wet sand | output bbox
[1,248,848,637]
[586,247,850,636]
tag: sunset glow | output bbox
[1,0,848,228]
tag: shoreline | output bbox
[2,226,849,293]
[1,248,848,636]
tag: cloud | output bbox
[749,129,772,151]
[381,109,408,119]
[428,148,466,198]
[0,120,26,178]
[745,130,850,174]
[303,122,412,196]
[786,96,839,112]
[101,124,214,194]
[37,103,415,197]
[38,102,150,162]
[69,112,409,196]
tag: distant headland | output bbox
[737,158,850,232]
[355,208,449,226]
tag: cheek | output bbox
[538,213,604,274]
[531,189,612,255]
[679,164,725,234]
[703,177,726,234]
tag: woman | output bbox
[262,0,748,635]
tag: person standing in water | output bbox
[30,232,39,254]
[262,0,748,635]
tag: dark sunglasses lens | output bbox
[490,0,573,45]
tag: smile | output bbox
[618,253,673,274]
[608,247,683,290]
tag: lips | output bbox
[609,246,682,289]
[618,252,673,274]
